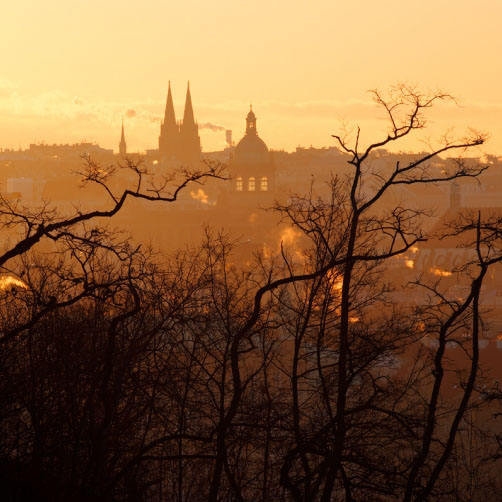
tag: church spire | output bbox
[163,81,177,128]
[179,81,200,165]
[182,81,196,128]
[119,118,127,156]
[159,81,180,159]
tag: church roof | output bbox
[234,134,269,165]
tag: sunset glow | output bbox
[190,188,209,204]
[0,276,28,290]
[431,268,453,277]
[1,1,501,154]
[2,3,502,499]
[405,259,414,269]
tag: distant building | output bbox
[6,177,34,200]
[25,142,113,160]
[158,82,201,166]
[229,106,274,196]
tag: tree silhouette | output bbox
[2,85,501,502]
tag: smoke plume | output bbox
[199,122,225,132]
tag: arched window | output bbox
[260,176,268,191]
[236,176,243,191]
[248,177,255,191]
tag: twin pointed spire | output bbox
[159,81,200,164]
[120,82,199,161]
[161,81,195,129]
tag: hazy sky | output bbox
[1,0,501,155]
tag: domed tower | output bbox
[231,106,274,194]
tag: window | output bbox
[236,176,243,191]
[248,177,255,191]
[260,176,268,191]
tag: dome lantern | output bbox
[246,105,257,135]
[233,105,269,165]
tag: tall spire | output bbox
[179,81,200,165]
[119,118,127,156]
[159,81,180,159]
[182,81,196,128]
[163,81,177,127]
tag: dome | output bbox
[233,134,269,165]
[233,105,269,165]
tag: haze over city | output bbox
[2,2,502,501]
[2,0,502,154]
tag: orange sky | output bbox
[1,0,501,155]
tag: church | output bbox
[118,84,275,201]
[158,82,201,166]
[117,81,200,168]
[230,106,274,196]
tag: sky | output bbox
[1,0,501,155]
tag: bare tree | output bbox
[0,157,225,345]
[203,84,490,502]
[2,85,501,502]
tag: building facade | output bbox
[230,106,274,197]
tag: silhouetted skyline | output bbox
[0,0,501,154]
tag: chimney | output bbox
[450,181,461,210]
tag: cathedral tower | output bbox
[179,82,201,165]
[159,82,179,160]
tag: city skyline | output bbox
[2,3,502,499]
[1,0,501,155]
